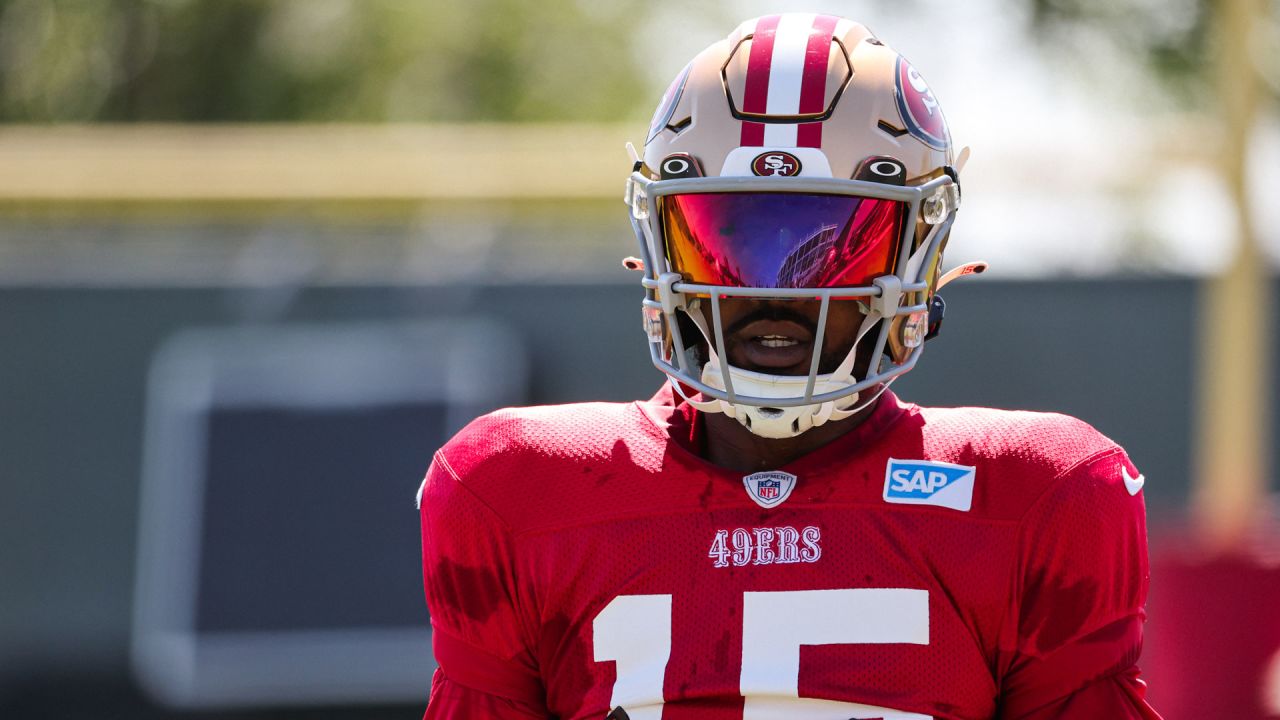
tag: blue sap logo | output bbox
[883,459,976,512]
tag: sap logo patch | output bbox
[883,458,975,512]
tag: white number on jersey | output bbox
[592,588,931,719]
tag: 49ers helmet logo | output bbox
[894,57,951,151]
[750,151,802,177]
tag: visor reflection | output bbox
[662,192,904,289]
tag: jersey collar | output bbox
[635,382,913,476]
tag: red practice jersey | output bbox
[418,387,1160,720]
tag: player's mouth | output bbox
[731,319,814,373]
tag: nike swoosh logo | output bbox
[1122,466,1145,496]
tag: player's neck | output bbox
[700,392,882,473]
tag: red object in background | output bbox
[1144,534,1280,719]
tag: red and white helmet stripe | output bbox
[739,14,844,149]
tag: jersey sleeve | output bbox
[419,451,550,718]
[1006,666,1160,720]
[996,449,1162,719]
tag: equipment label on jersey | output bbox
[742,470,797,509]
[883,458,975,512]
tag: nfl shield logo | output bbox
[743,471,797,509]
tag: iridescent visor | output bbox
[661,192,906,290]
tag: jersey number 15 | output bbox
[593,588,932,720]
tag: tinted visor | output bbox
[662,192,905,289]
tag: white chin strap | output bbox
[697,360,860,439]
[675,310,883,439]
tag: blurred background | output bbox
[0,0,1276,718]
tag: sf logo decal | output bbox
[751,150,802,177]
[894,57,950,151]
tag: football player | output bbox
[419,14,1161,720]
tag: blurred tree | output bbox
[0,0,702,123]
[1026,0,1209,100]
[1026,0,1278,549]
[1023,0,1278,107]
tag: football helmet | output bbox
[626,13,975,439]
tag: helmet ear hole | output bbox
[925,294,946,340]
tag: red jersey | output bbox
[418,387,1159,720]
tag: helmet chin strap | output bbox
[674,303,885,439]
